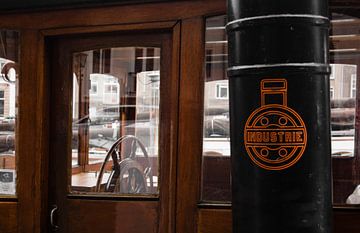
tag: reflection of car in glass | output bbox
[91,106,121,125]
[204,118,229,138]
[72,105,158,151]
[203,107,229,138]
[0,122,15,153]
[330,98,355,133]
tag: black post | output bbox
[227,1,332,233]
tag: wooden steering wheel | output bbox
[95,135,153,194]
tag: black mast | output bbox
[227,0,332,232]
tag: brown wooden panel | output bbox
[0,0,226,30]
[334,209,360,233]
[0,202,17,233]
[157,22,181,233]
[68,199,158,233]
[332,157,357,204]
[198,208,231,233]
[202,156,231,202]
[198,208,360,233]
[41,21,177,36]
[47,25,179,233]
[199,156,359,204]
[17,30,46,233]
[176,17,205,233]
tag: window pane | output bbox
[71,47,160,196]
[202,15,231,202]
[0,30,18,196]
[330,13,360,205]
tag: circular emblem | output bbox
[244,104,307,170]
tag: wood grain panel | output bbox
[198,209,231,233]
[334,208,360,233]
[0,0,169,11]
[17,30,45,233]
[47,27,178,233]
[41,21,177,36]
[198,207,360,233]
[157,22,181,233]
[0,0,226,30]
[0,202,17,233]
[0,2,357,233]
[68,199,158,233]
[176,17,205,233]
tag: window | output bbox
[104,83,118,94]
[0,30,19,197]
[71,47,161,195]
[202,14,360,206]
[330,87,335,99]
[103,81,120,104]
[215,83,228,99]
[202,15,230,202]
[330,13,360,205]
[0,90,4,116]
[90,81,98,95]
[351,73,357,98]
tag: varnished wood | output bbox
[0,2,225,233]
[48,26,179,233]
[17,30,45,233]
[197,207,360,233]
[0,0,226,30]
[157,22,181,233]
[41,21,178,37]
[37,32,50,233]
[176,17,205,233]
[48,33,73,233]
[0,202,17,233]
[198,209,232,233]
[334,208,360,233]
[68,199,158,233]
[0,1,358,233]
[0,0,170,12]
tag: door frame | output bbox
[44,21,180,233]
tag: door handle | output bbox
[50,205,59,231]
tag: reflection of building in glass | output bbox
[135,71,160,155]
[204,80,229,110]
[330,64,357,99]
[71,49,161,162]
[0,58,16,118]
[330,64,357,157]
[203,16,230,157]
[72,47,161,120]
[330,64,357,135]
[90,74,120,108]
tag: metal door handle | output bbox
[50,205,59,231]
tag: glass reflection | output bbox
[71,47,160,196]
[202,15,231,202]
[0,30,18,196]
[330,64,356,157]
[330,13,360,205]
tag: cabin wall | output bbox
[0,1,358,233]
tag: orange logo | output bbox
[244,79,307,170]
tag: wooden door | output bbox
[47,26,179,233]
